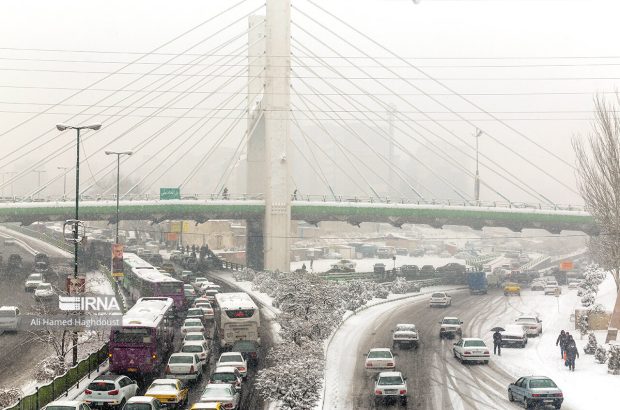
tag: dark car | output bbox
[420,265,435,275]
[231,340,259,366]
[400,265,419,278]
[508,376,563,409]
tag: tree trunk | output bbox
[607,288,620,342]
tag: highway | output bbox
[341,289,530,410]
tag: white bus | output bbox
[215,292,260,349]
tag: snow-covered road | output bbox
[324,278,618,410]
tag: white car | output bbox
[439,317,463,339]
[199,384,240,410]
[500,324,528,348]
[544,284,561,295]
[24,273,44,292]
[373,371,408,406]
[364,348,396,370]
[453,338,490,364]
[392,324,419,349]
[34,283,56,300]
[192,277,211,290]
[209,366,243,392]
[165,353,203,382]
[123,396,163,410]
[183,331,208,344]
[186,307,205,322]
[429,292,452,307]
[0,306,20,334]
[194,302,215,321]
[515,316,543,336]
[203,289,220,304]
[530,281,545,291]
[42,401,92,410]
[216,352,248,378]
[84,374,139,408]
[180,341,210,366]
[181,318,205,335]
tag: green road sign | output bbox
[160,187,181,200]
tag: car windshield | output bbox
[169,355,193,364]
[211,373,237,382]
[464,340,486,347]
[368,351,392,359]
[443,319,460,325]
[220,354,243,362]
[184,320,202,327]
[378,376,403,385]
[182,345,203,353]
[529,378,557,388]
[87,381,116,391]
[202,386,232,398]
[28,274,42,281]
[125,404,154,410]
[432,293,446,298]
[187,309,202,315]
[185,334,205,341]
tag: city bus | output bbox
[109,297,175,375]
[215,292,260,349]
[122,253,185,311]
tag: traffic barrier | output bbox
[5,344,109,410]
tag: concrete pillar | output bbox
[246,15,266,270]
[263,0,291,272]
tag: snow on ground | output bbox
[481,275,618,410]
[291,256,466,274]
[0,225,71,258]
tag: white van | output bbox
[0,306,20,334]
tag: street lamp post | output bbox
[32,169,46,200]
[56,122,101,365]
[57,166,70,200]
[105,150,133,243]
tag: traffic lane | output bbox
[348,291,518,410]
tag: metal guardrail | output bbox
[6,344,109,410]
[0,193,587,212]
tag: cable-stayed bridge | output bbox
[0,0,598,271]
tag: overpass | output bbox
[0,198,596,269]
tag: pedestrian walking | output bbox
[565,336,579,371]
[493,329,502,356]
[556,330,568,359]
[222,187,229,200]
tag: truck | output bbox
[467,271,488,295]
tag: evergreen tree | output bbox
[595,345,608,364]
[607,344,620,374]
[584,332,597,354]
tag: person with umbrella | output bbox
[491,327,504,356]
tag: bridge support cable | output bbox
[0,0,262,165]
[290,111,368,200]
[288,135,339,199]
[299,2,577,198]
[290,31,554,206]
[80,41,259,197]
[292,88,424,201]
[291,43,512,203]
[4,29,257,198]
[292,64,460,201]
[18,38,258,200]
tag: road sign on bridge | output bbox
[160,187,180,200]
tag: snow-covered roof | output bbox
[124,252,182,284]
[122,297,174,327]
[215,292,258,311]
[368,348,392,352]
[377,371,403,377]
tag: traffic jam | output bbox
[46,252,260,410]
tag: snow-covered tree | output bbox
[584,332,597,354]
[607,344,620,374]
[0,388,21,408]
[577,314,590,337]
[581,292,596,308]
[595,345,608,364]
[33,356,68,382]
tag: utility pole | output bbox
[32,169,46,200]
[57,166,70,200]
[474,129,482,203]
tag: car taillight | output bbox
[108,389,119,395]
[399,390,407,395]
[464,351,471,355]
[484,351,489,355]
[190,365,195,373]
[554,393,563,397]
[224,403,234,409]
[532,394,541,397]
[84,389,92,395]
[387,362,394,367]
[239,367,246,372]
[375,390,382,395]
[366,363,372,368]
[165,365,171,373]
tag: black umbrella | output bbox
[491,326,506,332]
